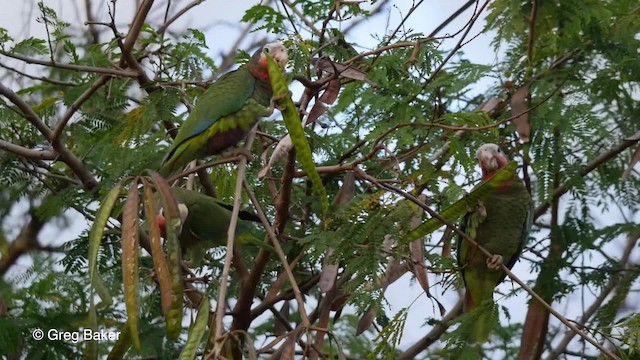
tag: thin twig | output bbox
[157,0,204,36]
[211,128,257,357]
[534,130,640,218]
[53,76,110,141]
[0,61,77,86]
[0,83,98,189]
[545,232,640,360]
[280,0,322,36]
[0,49,137,77]
[243,181,311,328]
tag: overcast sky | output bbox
[4,1,635,355]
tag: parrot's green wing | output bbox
[501,203,532,281]
[160,68,265,176]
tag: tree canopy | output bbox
[1,1,639,359]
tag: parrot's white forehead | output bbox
[263,43,287,54]
[476,143,500,158]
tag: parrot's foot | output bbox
[486,254,503,270]
[476,201,487,220]
[268,92,291,113]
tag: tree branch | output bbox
[0,139,56,160]
[0,49,138,78]
[545,231,640,360]
[396,298,464,360]
[0,211,45,278]
[0,83,98,189]
[534,130,640,218]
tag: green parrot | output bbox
[456,143,533,343]
[155,187,262,263]
[159,43,289,177]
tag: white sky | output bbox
[2,0,636,357]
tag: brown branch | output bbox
[242,181,311,327]
[250,274,320,320]
[118,0,156,90]
[428,0,476,37]
[545,232,640,360]
[0,211,45,278]
[0,61,77,86]
[196,164,217,198]
[0,49,137,78]
[521,127,561,359]
[0,139,56,160]
[212,129,256,358]
[274,150,295,233]
[84,0,100,43]
[534,130,640,218]
[157,0,205,36]
[0,84,98,189]
[166,156,242,183]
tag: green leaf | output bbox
[121,182,141,351]
[88,182,123,289]
[266,54,330,215]
[12,37,48,56]
[178,298,210,360]
[147,171,184,339]
[241,5,285,33]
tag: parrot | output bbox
[456,143,533,343]
[155,187,262,264]
[159,42,289,177]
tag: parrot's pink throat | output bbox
[252,56,271,83]
[156,215,167,235]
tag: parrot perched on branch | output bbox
[156,187,262,263]
[159,43,289,177]
[457,143,533,343]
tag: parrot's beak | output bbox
[273,48,289,68]
[478,151,499,172]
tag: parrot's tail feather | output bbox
[470,309,491,343]
[463,302,498,344]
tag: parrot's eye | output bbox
[264,47,270,54]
